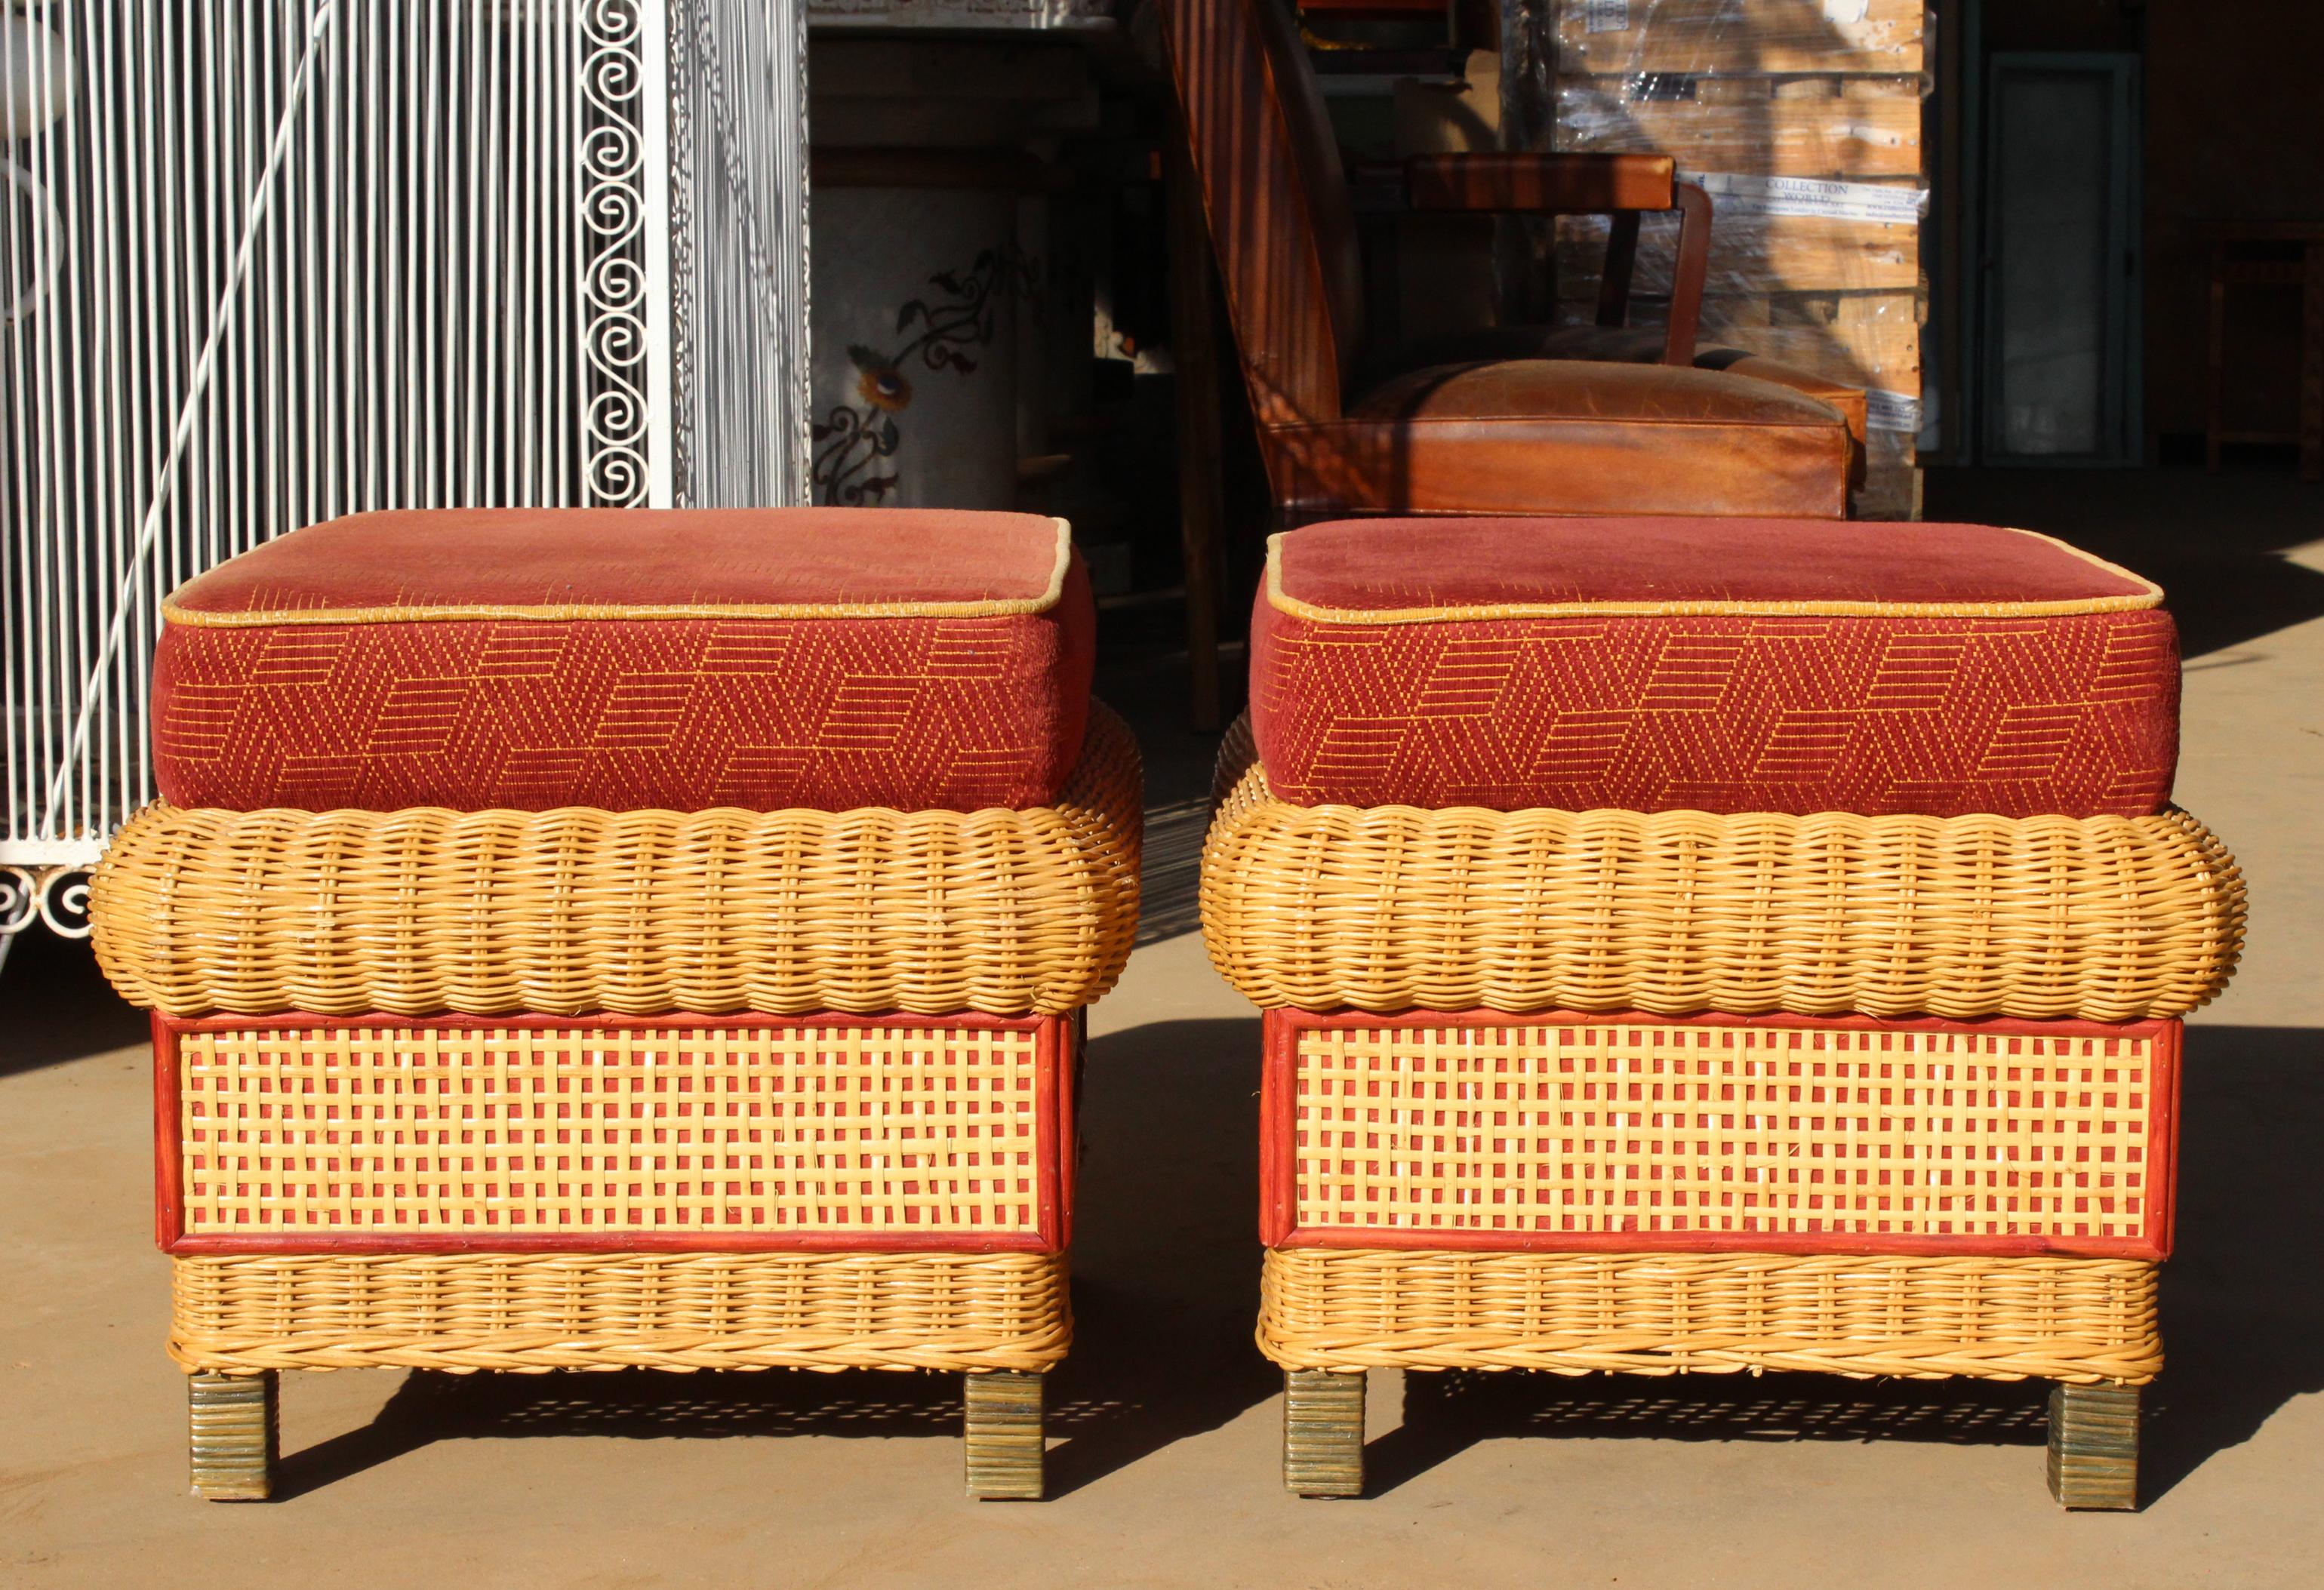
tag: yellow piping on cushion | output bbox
[1263,524,2164,623]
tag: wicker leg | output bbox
[1283,1369,1365,1498]
[2048,1382,2141,1511]
[188,1370,278,1502]
[963,1370,1045,1500]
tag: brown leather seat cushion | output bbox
[1360,327,1869,446]
[1351,358,1840,426]
[1270,361,1854,519]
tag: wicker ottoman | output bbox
[1204,518,2244,1508]
[92,508,1140,1502]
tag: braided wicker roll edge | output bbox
[92,704,1142,1020]
[1199,758,2243,1023]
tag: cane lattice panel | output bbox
[170,1018,1058,1245]
[1279,1015,2170,1254]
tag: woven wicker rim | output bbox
[1264,524,2163,623]
[1201,744,2243,1023]
[91,703,1141,1020]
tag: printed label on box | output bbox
[1685,171,1928,226]
[1867,388,1922,433]
[1584,0,1631,32]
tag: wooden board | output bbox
[1554,0,1925,77]
[1701,289,1923,392]
[1547,289,1922,394]
[1557,78,1924,178]
[1859,426,1919,521]
[1557,211,1922,297]
[1545,0,1927,522]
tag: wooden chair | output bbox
[1159,0,1863,525]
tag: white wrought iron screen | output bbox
[0,0,811,939]
[669,0,812,509]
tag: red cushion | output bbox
[1251,517,2178,817]
[154,509,1094,812]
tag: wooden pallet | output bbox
[1704,289,1922,392]
[1557,76,1924,178]
[1553,0,1926,77]
[1556,211,1921,298]
[1547,2,1928,517]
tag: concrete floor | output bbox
[4,469,2319,1588]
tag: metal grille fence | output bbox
[0,0,811,939]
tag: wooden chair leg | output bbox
[1166,134,1227,734]
[963,1370,1045,1501]
[189,1370,277,1502]
[2048,1381,2141,1511]
[1283,1368,1365,1498]
[2206,248,2228,473]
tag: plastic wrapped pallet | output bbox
[1552,0,1926,76]
[1543,1,1931,518]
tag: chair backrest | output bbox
[1161,0,1365,426]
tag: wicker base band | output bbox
[1257,1249,2160,1384]
[172,1252,1071,1375]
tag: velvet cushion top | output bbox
[1251,517,2180,818]
[154,509,1097,813]
[1270,517,2161,616]
[165,508,1076,620]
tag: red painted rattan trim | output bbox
[156,1010,1070,1258]
[2149,1018,2181,1260]
[1054,1011,1082,1250]
[159,1009,1057,1037]
[1276,1007,2182,1043]
[1035,1016,1062,1249]
[1261,1007,2180,1262]
[162,1231,1052,1257]
[1259,1013,1300,1247]
[152,1011,184,1252]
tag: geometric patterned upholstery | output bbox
[1250,517,2179,817]
[153,507,1095,812]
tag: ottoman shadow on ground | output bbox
[251,1013,1278,1501]
[1355,1024,2324,1502]
[252,1019,2323,1505]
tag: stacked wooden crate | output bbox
[1547,0,1928,517]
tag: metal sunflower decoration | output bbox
[813,246,1038,506]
